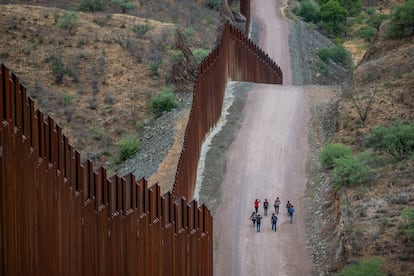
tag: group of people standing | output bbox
[250,198,295,232]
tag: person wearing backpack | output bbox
[271,213,278,231]
[250,212,257,227]
[254,198,260,213]
[273,197,281,214]
[256,214,263,232]
[286,200,292,214]
[288,205,295,224]
[263,199,269,216]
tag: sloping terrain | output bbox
[0,4,173,167]
[0,2,220,181]
[298,1,414,274]
[333,23,414,274]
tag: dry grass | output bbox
[0,5,173,165]
[343,39,367,66]
[0,3,219,171]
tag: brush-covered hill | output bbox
[0,1,221,181]
[297,0,414,274]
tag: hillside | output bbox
[334,23,414,275]
[0,2,221,182]
[292,0,414,274]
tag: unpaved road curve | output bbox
[212,0,314,275]
[252,0,293,85]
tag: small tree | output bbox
[111,0,136,14]
[339,0,361,17]
[367,13,389,29]
[57,11,80,35]
[357,25,377,42]
[50,57,70,84]
[386,0,414,38]
[297,0,321,23]
[320,0,348,36]
[79,0,108,12]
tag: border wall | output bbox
[240,0,251,34]
[173,21,282,200]
[0,64,213,276]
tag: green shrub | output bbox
[204,0,221,9]
[292,5,300,15]
[367,13,389,29]
[366,7,376,15]
[117,134,140,161]
[184,27,196,42]
[149,61,161,78]
[92,126,105,140]
[79,0,108,12]
[337,258,384,276]
[111,0,136,13]
[332,155,372,188]
[400,207,414,241]
[386,0,414,38]
[355,151,390,168]
[131,24,150,38]
[364,121,414,156]
[357,25,377,42]
[320,0,348,36]
[339,0,361,17]
[61,93,74,106]
[57,11,79,35]
[319,143,352,169]
[317,45,352,68]
[148,87,178,117]
[168,49,184,63]
[49,56,70,84]
[313,59,329,76]
[192,48,210,64]
[296,0,321,22]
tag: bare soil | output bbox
[197,0,339,275]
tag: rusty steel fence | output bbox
[1,4,282,274]
[0,63,213,275]
[173,21,283,200]
[240,0,251,34]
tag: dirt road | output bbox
[210,0,314,275]
[212,84,313,275]
[252,0,293,85]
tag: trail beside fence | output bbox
[173,21,282,201]
[0,1,282,274]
